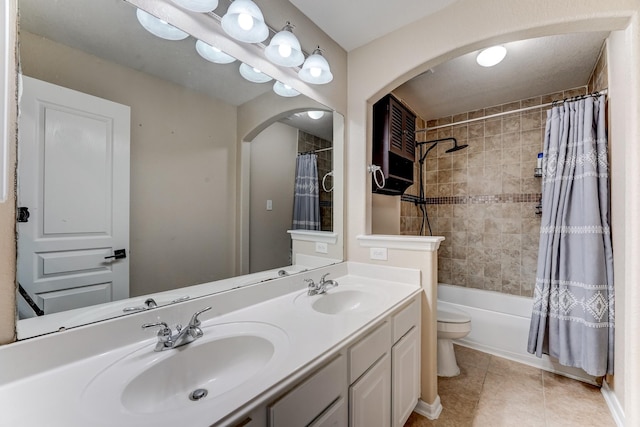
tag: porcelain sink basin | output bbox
[295,286,383,315]
[82,322,289,415]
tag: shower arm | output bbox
[415,137,458,164]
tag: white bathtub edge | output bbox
[438,284,598,385]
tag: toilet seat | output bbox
[437,308,471,323]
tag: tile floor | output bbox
[404,345,616,427]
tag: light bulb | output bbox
[237,13,254,31]
[278,44,292,58]
[310,67,322,78]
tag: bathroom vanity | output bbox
[0,262,421,427]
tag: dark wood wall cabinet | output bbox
[372,94,416,195]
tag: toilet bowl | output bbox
[437,307,472,377]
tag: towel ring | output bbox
[367,165,385,190]
[322,171,334,192]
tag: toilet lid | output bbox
[437,307,471,323]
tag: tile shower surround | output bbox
[400,87,593,298]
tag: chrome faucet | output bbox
[142,306,212,352]
[123,297,158,313]
[306,273,339,296]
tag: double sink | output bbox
[81,282,386,420]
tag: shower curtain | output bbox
[527,94,614,377]
[292,153,320,230]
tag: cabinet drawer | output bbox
[349,321,391,384]
[268,355,346,427]
[392,299,418,343]
[309,396,347,427]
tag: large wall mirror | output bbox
[15,0,343,339]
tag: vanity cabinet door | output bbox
[391,327,420,427]
[349,353,391,427]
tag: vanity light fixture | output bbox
[307,110,324,120]
[195,40,236,64]
[265,22,304,67]
[239,63,273,83]
[476,45,507,67]
[298,46,333,85]
[171,0,219,13]
[135,8,189,40]
[273,81,300,97]
[221,0,269,44]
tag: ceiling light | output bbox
[298,47,333,85]
[265,22,304,67]
[273,81,300,97]
[307,111,324,120]
[135,9,189,41]
[221,0,268,44]
[476,45,507,67]
[171,0,219,12]
[239,63,272,83]
[195,40,236,64]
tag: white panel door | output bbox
[17,76,130,315]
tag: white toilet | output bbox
[437,307,472,377]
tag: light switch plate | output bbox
[315,242,328,254]
[370,247,388,260]
[266,200,273,211]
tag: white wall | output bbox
[345,0,640,421]
[249,122,297,272]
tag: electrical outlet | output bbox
[315,242,328,254]
[370,247,388,260]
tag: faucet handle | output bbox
[320,273,330,283]
[142,321,172,339]
[189,306,212,328]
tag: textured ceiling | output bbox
[393,32,609,120]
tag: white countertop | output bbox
[0,262,421,427]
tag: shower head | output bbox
[445,142,469,153]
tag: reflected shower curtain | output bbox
[292,153,320,230]
[527,94,614,376]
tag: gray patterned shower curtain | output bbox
[292,153,320,230]
[527,94,614,377]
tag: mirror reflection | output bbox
[15,0,341,339]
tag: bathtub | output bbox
[437,283,598,385]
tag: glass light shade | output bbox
[239,63,273,83]
[298,48,333,84]
[221,0,268,43]
[273,81,300,97]
[307,111,324,120]
[171,0,219,12]
[136,9,189,41]
[476,46,507,67]
[195,40,236,64]
[265,25,304,67]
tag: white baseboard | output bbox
[414,395,442,420]
[601,380,625,427]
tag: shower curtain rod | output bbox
[299,147,333,155]
[416,89,608,132]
